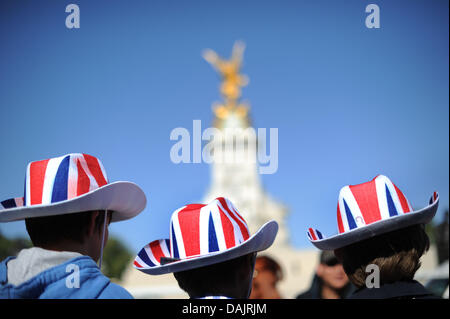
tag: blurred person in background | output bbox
[250,255,283,299]
[296,250,353,299]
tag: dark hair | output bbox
[25,210,108,247]
[173,253,255,299]
[319,250,340,267]
[335,224,430,288]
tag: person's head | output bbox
[25,210,112,262]
[334,224,430,289]
[316,250,349,292]
[250,255,283,299]
[173,252,256,299]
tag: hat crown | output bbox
[169,197,250,259]
[24,153,108,207]
[336,175,413,234]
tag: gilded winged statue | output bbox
[203,41,250,123]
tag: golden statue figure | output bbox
[203,41,250,127]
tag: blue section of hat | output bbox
[343,199,357,230]
[1,198,16,209]
[138,247,155,267]
[51,155,70,203]
[385,184,399,217]
[171,223,179,259]
[208,212,219,253]
[316,230,323,239]
[23,175,27,205]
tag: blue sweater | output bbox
[0,256,133,299]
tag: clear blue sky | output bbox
[0,0,448,254]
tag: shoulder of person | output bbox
[97,282,134,299]
[1,255,132,299]
[60,257,133,299]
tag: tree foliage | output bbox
[0,231,32,261]
[101,236,133,280]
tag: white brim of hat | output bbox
[135,220,278,275]
[309,195,439,251]
[0,181,146,223]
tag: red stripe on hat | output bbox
[393,183,411,213]
[222,198,246,222]
[337,203,345,233]
[177,207,200,257]
[308,228,317,240]
[29,159,50,205]
[184,204,205,211]
[349,181,381,224]
[150,241,166,264]
[76,159,90,196]
[83,154,107,187]
[218,206,236,248]
[217,198,250,241]
[134,260,142,268]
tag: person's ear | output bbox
[87,211,100,237]
[249,253,257,271]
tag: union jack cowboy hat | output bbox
[307,175,439,250]
[0,153,147,222]
[134,197,278,275]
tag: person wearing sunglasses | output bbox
[296,250,354,299]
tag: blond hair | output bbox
[335,225,430,288]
